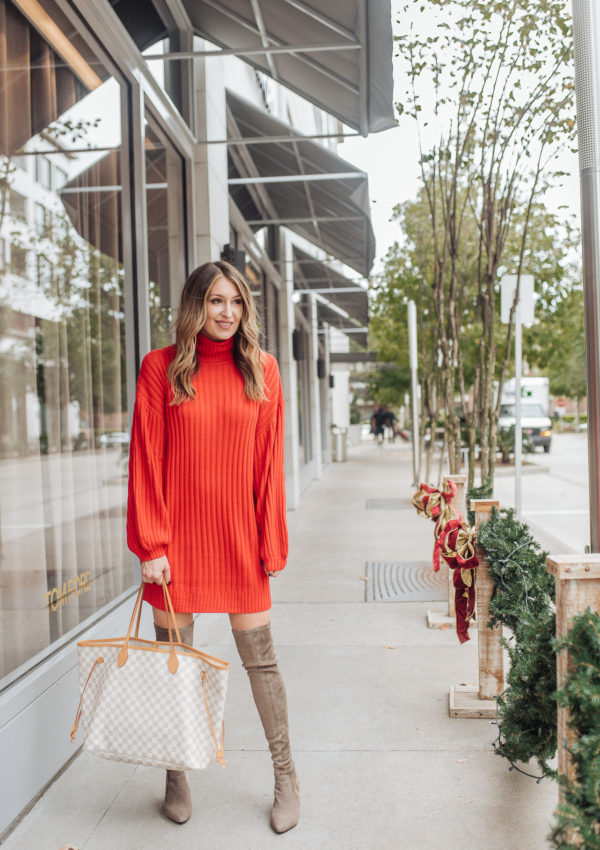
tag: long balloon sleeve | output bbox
[127,354,171,562]
[253,358,288,573]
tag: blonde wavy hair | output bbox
[167,260,265,404]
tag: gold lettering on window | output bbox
[44,571,93,610]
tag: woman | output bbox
[126,260,299,833]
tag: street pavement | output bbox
[2,439,559,850]
[493,431,590,554]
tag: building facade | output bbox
[0,0,393,834]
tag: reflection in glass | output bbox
[145,120,186,349]
[0,0,133,683]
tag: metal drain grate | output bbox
[365,561,447,602]
[365,499,410,510]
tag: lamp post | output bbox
[572,0,600,551]
[408,300,419,486]
[500,275,534,520]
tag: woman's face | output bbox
[200,275,244,342]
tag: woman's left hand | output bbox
[141,555,171,584]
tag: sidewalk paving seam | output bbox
[78,775,130,849]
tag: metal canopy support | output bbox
[273,256,367,266]
[221,132,359,145]
[285,275,361,284]
[245,215,362,226]
[19,138,361,156]
[330,351,378,363]
[152,42,360,61]
[151,43,361,59]
[318,326,367,333]
[250,0,279,80]
[228,172,366,185]
[303,286,366,295]
[572,0,600,551]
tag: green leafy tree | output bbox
[526,286,586,408]
[370,195,573,484]
[394,0,576,486]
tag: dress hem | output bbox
[142,582,272,614]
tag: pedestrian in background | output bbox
[371,405,386,445]
[127,260,299,833]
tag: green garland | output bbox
[550,609,600,848]
[467,479,493,526]
[477,507,557,777]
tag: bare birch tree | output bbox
[395,0,575,486]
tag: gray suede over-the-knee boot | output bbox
[155,621,194,824]
[232,623,300,834]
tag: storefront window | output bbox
[0,0,133,684]
[145,119,186,349]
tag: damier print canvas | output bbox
[71,584,228,770]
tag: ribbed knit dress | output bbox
[126,334,288,613]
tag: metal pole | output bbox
[573,0,600,551]
[515,298,522,519]
[408,300,419,485]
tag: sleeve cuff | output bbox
[262,556,287,573]
[137,546,167,562]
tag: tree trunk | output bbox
[437,430,447,487]
[467,425,477,489]
[487,416,498,485]
[425,417,435,483]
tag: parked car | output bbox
[498,401,552,453]
[98,431,130,447]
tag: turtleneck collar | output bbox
[195,333,235,363]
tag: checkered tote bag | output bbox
[70,580,228,770]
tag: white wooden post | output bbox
[446,474,466,618]
[547,555,600,799]
[427,474,471,629]
[450,499,503,718]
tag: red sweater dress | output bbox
[126,334,288,613]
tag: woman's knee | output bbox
[229,610,271,631]
[152,607,194,629]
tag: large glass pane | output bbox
[145,119,186,349]
[0,0,133,683]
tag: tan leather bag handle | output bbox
[118,579,181,673]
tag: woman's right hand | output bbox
[141,555,171,585]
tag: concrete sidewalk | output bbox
[3,441,557,849]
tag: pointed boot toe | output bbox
[270,772,300,834]
[163,770,192,824]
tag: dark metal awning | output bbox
[186,0,394,134]
[293,246,368,348]
[227,91,375,277]
[124,0,395,135]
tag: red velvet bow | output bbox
[413,480,479,643]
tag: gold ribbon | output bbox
[412,487,429,516]
[455,526,477,562]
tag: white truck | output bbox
[498,377,552,453]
